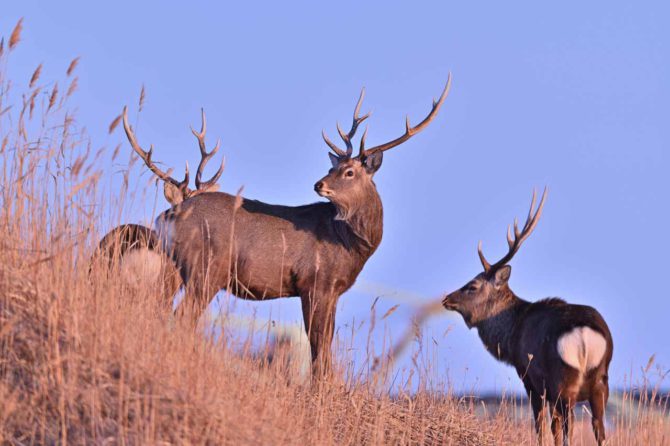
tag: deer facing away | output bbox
[109,79,451,377]
[441,189,613,446]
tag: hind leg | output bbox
[563,403,575,446]
[550,397,578,446]
[549,402,565,446]
[556,388,577,446]
[589,379,609,445]
[555,397,575,446]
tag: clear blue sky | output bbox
[3,1,668,393]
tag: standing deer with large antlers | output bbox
[101,78,451,377]
[441,190,613,446]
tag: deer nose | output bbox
[314,181,324,192]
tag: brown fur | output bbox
[99,156,388,379]
[162,156,385,379]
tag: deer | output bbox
[441,189,613,446]
[95,223,182,308]
[101,78,451,378]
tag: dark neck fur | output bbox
[472,287,530,364]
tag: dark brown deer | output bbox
[109,79,451,377]
[441,189,613,446]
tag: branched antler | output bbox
[360,74,451,159]
[190,108,225,191]
[478,187,548,273]
[322,89,371,158]
[122,107,226,205]
[122,106,190,194]
[322,75,452,161]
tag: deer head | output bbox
[442,188,547,327]
[122,107,225,206]
[314,76,452,218]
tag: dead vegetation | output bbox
[0,20,667,445]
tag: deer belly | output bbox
[557,326,607,373]
[227,259,296,300]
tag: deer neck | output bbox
[473,288,530,365]
[333,185,383,254]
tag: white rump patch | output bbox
[557,326,607,372]
[120,249,164,291]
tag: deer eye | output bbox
[344,170,354,178]
[466,284,479,292]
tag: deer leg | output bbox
[563,402,575,446]
[589,381,608,445]
[549,402,565,446]
[522,380,547,444]
[553,398,574,446]
[300,294,337,380]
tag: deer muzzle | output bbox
[442,295,457,310]
[314,181,333,197]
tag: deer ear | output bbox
[493,265,511,288]
[328,152,340,168]
[363,152,383,174]
[164,182,185,206]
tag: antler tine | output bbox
[523,187,547,238]
[324,88,371,158]
[336,123,349,153]
[479,188,548,274]
[477,240,492,273]
[322,130,348,157]
[525,189,538,232]
[122,106,189,191]
[360,73,452,158]
[358,126,369,158]
[191,108,224,191]
[506,224,515,250]
[197,156,225,191]
[337,88,371,156]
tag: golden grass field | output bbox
[0,20,668,445]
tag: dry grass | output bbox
[0,21,668,445]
